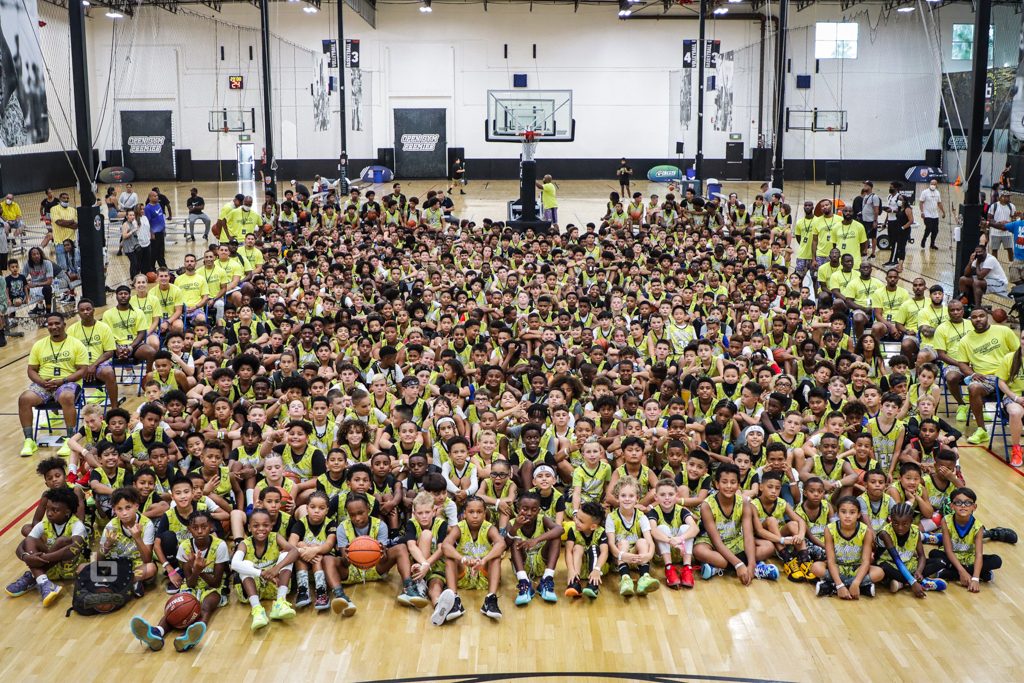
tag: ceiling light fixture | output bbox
[105,10,123,18]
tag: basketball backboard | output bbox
[209,109,256,133]
[486,90,574,142]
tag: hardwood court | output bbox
[0,179,1015,683]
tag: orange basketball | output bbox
[993,308,1008,323]
[164,592,201,629]
[146,272,157,283]
[406,218,418,228]
[629,209,642,220]
[279,486,293,503]
[284,472,301,484]
[457,563,488,580]
[347,536,384,569]
[366,211,378,221]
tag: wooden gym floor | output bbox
[0,179,1017,683]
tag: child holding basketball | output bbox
[130,510,228,652]
[336,493,428,610]
[231,508,299,631]
[811,495,884,598]
[507,488,563,605]
[605,476,660,597]
[6,487,86,606]
[564,501,610,600]
[441,496,506,620]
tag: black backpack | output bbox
[65,558,134,617]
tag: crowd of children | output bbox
[4,182,1018,654]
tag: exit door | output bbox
[237,143,255,181]
[725,141,744,181]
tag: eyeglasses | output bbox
[951,499,974,507]
[492,472,509,478]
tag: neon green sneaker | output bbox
[967,427,989,445]
[636,573,660,594]
[56,442,71,457]
[956,405,970,423]
[269,598,296,620]
[250,605,269,631]
[619,574,635,597]
[20,438,38,457]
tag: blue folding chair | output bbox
[987,385,1012,462]
[33,387,85,443]
[112,358,146,396]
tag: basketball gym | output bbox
[0,0,1023,681]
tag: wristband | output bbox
[161,561,169,568]
[734,562,745,569]
[970,577,980,583]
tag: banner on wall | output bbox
[0,0,49,147]
[393,109,446,178]
[120,110,174,179]
[683,40,696,69]
[345,39,360,68]
[322,39,338,69]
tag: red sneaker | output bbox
[680,564,695,589]
[66,471,78,485]
[1012,445,1023,468]
[665,564,681,589]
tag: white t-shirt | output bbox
[918,188,942,219]
[29,519,87,540]
[118,192,139,210]
[980,254,1008,290]
[989,202,1016,225]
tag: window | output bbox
[952,24,994,64]
[814,22,858,59]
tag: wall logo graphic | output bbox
[127,136,165,154]
[401,133,439,152]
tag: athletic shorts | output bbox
[28,381,81,404]
[965,374,996,397]
[988,228,1013,251]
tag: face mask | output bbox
[60,202,69,208]
[4,199,11,205]
[242,206,251,212]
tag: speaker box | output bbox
[825,160,842,186]
[377,147,395,170]
[750,147,772,180]
[447,147,465,170]
[675,141,685,155]
[175,149,193,182]
[105,150,123,167]
[924,148,941,167]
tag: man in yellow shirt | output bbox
[791,200,817,277]
[214,193,243,241]
[239,233,265,275]
[147,267,185,335]
[832,205,868,268]
[812,201,840,264]
[891,276,929,362]
[66,298,119,416]
[173,253,211,325]
[535,175,558,225]
[957,308,1021,444]
[916,284,949,356]
[225,196,260,241]
[838,261,885,340]
[48,192,78,274]
[929,299,972,422]
[102,284,156,369]
[18,313,89,455]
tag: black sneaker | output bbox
[445,595,465,622]
[481,594,502,620]
[132,580,145,599]
[814,579,836,597]
[295,585,311,608]
[314,587,330,610]
[985,527,1018,544]
[860,579,875,598]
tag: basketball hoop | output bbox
[521,129,542,162]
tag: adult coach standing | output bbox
[214,194,244,242]
[617,158,633,197]
[536,174,558,225]
[918,179,945,250]
[144,191,167,268]
[49,192,78,274]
